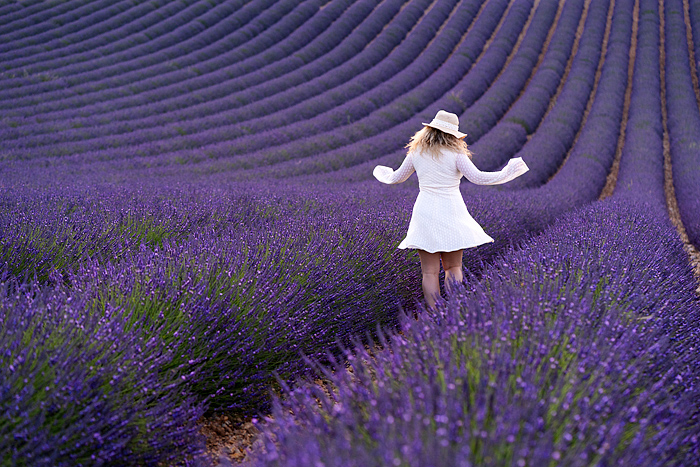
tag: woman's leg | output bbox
[417,250,441,309]
[441,249,464,292]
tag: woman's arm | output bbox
[373,153,415,184]
[456,152,529,185]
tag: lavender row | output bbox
[459,0,629,267]
[0,0,416,144]
[0,182,420,411]
[530,0,630,195]
[0,180,409,465]
[503,0,612,190]
[1,0,409,148]
[0,0,110,48]
[0,0,178,65]
[284,0,595,183]
[0,0,271,90]
[613,0,665,209]
[456,0,560,146]
[0,0,214,76]
[0,277,210,466]
[468,0,584,171]
[224,0,615,180]
[0,0,335,107]
[213,0,576,179]
[0,0,323,108]
[245,199,700,467]
[0,0,48,28]
[688,0,700,70]
[664,0,700,249]
[7,0,484,163]
[0,0,78,30]
[0,0,134,56]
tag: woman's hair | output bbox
[405,126,472,159]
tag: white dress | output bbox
[373,150,529,253]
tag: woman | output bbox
[373,110,529,309]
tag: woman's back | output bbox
[411,150,462,195]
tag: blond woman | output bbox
[373,110,529,308]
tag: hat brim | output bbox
[422,122,467,139]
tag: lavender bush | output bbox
[613,0,665,209]
[469,0,584,170]
[663,0,700,249]
[246,200,700,467]
[1,182,420,410]
[0,277,209,466]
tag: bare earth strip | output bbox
[519,0,566,95]
[199,412,260,463]
[661,0,700,294]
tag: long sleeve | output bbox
[456,153,529,185]
[373,154,415,184]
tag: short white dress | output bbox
[373,150,529,253]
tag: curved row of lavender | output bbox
[0,0,310,97]
[2,0,490,162]
[0,0,439,152]
[0,0,348,130]
[664,0,700,250]
[467,0,586,171]
[318,0,607,182]
[0,0,280,77]
[2,0,700,465]
[216,0,608,181]
[1,0,412,142]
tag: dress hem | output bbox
[398,239,494,253]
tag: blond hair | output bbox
[406,126,472,159]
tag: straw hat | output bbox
[422,110,467,139]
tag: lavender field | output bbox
[2,0,700,465]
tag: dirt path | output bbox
[199,412,260,464]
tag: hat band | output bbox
[431,119,459,132]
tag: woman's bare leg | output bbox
[441,249,464,292]
[417,250,441,309]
